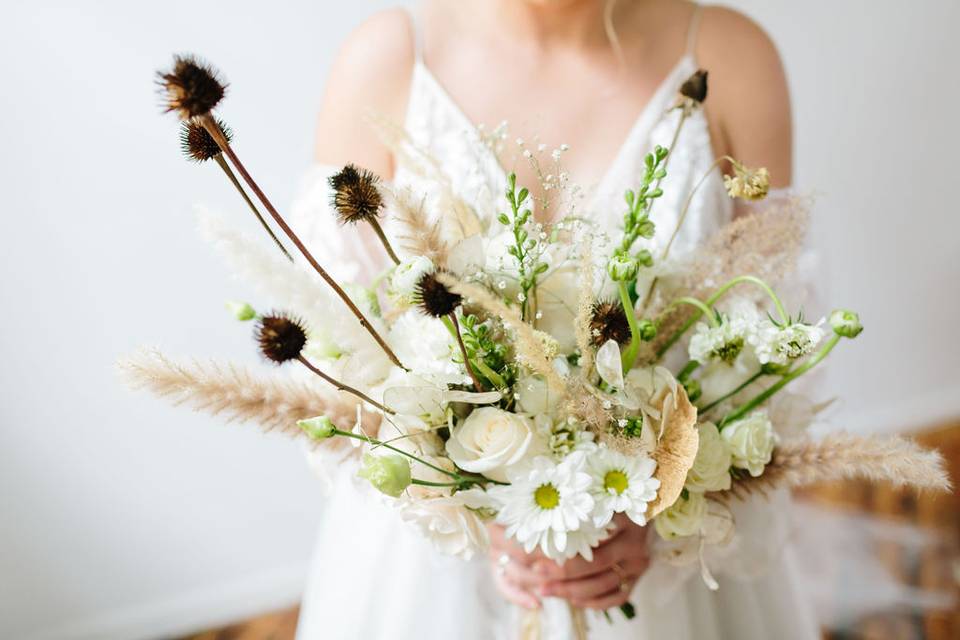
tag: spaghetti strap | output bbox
[685,4,703,59]
[404,7,423,63]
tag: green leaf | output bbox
[534,262,549,274]
[517,188,529,204]
[497,213,510,226]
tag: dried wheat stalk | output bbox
[439,275,567,397]
[117,348,365,437]
[715,433,951,502]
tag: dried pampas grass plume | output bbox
[716,433,951,501]
[117,348,366,436]
[439,275,566,397]
[573,243,596,377]
[385,186,449,266]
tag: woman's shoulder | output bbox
[314,7,416,170]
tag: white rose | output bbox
[445,408,546,482]
[685,422,732,492]
[398,496,489,560]
[654,492,706,540]
[722,411,776,477]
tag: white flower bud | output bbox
[607,254,639,282]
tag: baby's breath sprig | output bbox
[497,173,549,321]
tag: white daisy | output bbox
[750,319,825,366]
[490,453,597,561]
[588,447,660,527]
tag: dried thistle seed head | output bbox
[157,54,227,119]
[328,164,384,224]
[179,118,232,162]
[590,300,631,347]
[679,69,708,104]
[415,272,461,317]
[255,313,308,363]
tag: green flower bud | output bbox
[607,254,639,282]
[225,301,256,321]
[635,249,654,268]
[637,319,657,341]
[297,415,337,440]
[829,309,863,338]
[682,379,702,403]
[358,453,411,498]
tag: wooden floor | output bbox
[183,422,960,640]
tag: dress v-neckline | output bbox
[410,54,695,212]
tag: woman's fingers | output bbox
[501,556,544,590]
[534,527,643,581]
[539,567,620,600]
[494,569,541,610]
[488,523,545,565]
[576,584,635,610]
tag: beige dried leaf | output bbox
[646,385,700,517]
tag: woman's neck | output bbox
[482,0,615,52]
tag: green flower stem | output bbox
[411,478,462,488]
[367,217,401,266]
[698,370,764,414]
[638,155,736,314]
[675,297,718,325]
[657,275,788,359]
[619,281,642,371]
[474,358,507,390]
[719,334,841,427]
[441,315,488,392]
[332,428,460,480]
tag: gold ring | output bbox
[611,562,629,592]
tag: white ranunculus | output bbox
[398,496,490,560]
[388,255,435,302]
[722,411,776,477]
[445,408,546,482]
[685,422,732,492]
[654,491,706,540]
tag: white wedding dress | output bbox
[290,6,822,639]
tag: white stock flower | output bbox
[722,411,776,477]
[490,453,603,561]
[388,255,435,302]
[750,319,825,366]
[685,422,732,493]
[654,491,707,540]
[588,447,660,527]
[445,408,547,482]
[398,496,490,560]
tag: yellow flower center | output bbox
[604,470,629,495]
[534,483,560,509]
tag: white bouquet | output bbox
[123,55,950,630]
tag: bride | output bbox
[292,1,814,638]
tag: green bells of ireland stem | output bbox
[358,453,412,498]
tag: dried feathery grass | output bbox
[438,274,566,397]
[117,348,367,437]
[715,433,951,502]
[681,196,810,302]
[367,113,483,242]
[573,243,596,377]
[196,208,391,383]
[564,379,614,433]
[384,186,449,266]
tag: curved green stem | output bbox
[332,428,459,479]
[657,275,788,359]
[719,334,841,427]
[675,297,718,326]
[411,478,462,488]
[619,281,642,372]
[698,370,764,414]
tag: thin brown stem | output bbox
[199,114,407,370]
[449,313,483,392]
[297,355,395,415]
[367,217,401,265]
[213,155,293,262]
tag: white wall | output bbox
[1,1,957,639]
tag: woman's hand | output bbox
[487,514,651,611]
